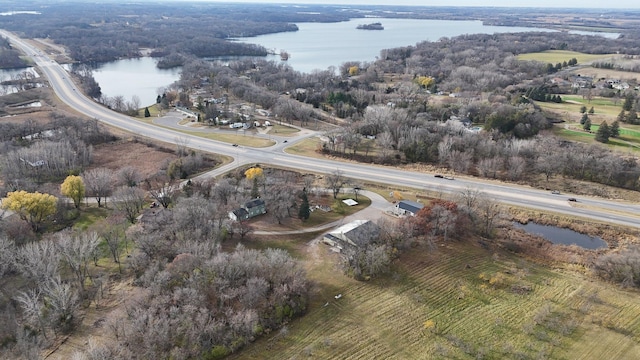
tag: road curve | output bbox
[3,29,640,229]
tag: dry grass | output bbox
[229,236,640,360]
[517,50,618,64]
[572,67,640,83]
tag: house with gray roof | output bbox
[393,200,424,217]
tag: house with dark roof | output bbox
[394,200,424,217]
[323,220,380,252]
[228,198,266,221]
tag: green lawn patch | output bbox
[73,206,110,231]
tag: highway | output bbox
[3,29,640,229]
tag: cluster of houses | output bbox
[550,75,638,92]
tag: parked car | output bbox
[232,143,238,147]
[551,190,560,195]
[567,198,577,202]
[434,174,444,178]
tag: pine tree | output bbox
[610,120,620,138]
[583,118,591,131]
[628,109,638,125]
[580,105,587,114]
[588,107,595,114]
[623,94,635,111]
[595,122,610,143]
[298,190,310,221]
[144,107,151,117]
[618,109,627,123]
[580,113,589,125]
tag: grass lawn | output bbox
[73,206,110,231]
[286,137,323,157]
[517,50,618,64]
[171,129,275,147]
[553,125,640,153]
[229,239,640,360]
[270,123,300,135]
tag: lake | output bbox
[89,57,182,107]
[0,18,619,105]
[234,18,619,74]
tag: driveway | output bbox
[253,190,391,236]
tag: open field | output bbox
[536,96,622,119]
[174,129,275,147]
[571,67,640,83]
[230,238,640,360]
[552,126,640,154]
[517,50,618,64]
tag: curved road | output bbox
[3,30,640,229]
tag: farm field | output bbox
[230,239,640,360]
[516,50,617,64]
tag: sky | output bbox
[191,0,639,9]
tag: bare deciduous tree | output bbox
[145,174,177,209]
[117,166,141,187]
[42,276,79,331]
[15,288,47,339]
[175,136,191,157]
[112,186,146,223]
[56,231,100,291]
[17,239,60,282]
[82,168,113,207]
[325,169,346,199]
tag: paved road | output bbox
[3,30,640,229]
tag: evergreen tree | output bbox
[588,107,595,114]
[144,107,151,117]
[595,122,610,143]
[628,109,638,124]
[623,94,635,111]
[580,113,589,125]
[583,118,592,131]
[156,95,162,104]
[580,105,587,114]
[618,109,627,123]
[298,190,310,221]
[251,177,260,199]
[610,120,620,138]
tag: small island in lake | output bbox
[356,22,384,30]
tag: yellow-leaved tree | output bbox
[244,167,264,180]
[415,75,435,89]
[245,167,264,199]
[348,66,359,76]
[61,175,85,208]
[1,190,58,231]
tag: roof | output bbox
[245,198,265,208]
[398,200,424,214]
[232,208,248,218]
[329,220,380,247]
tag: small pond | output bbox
[513,222,608,250]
